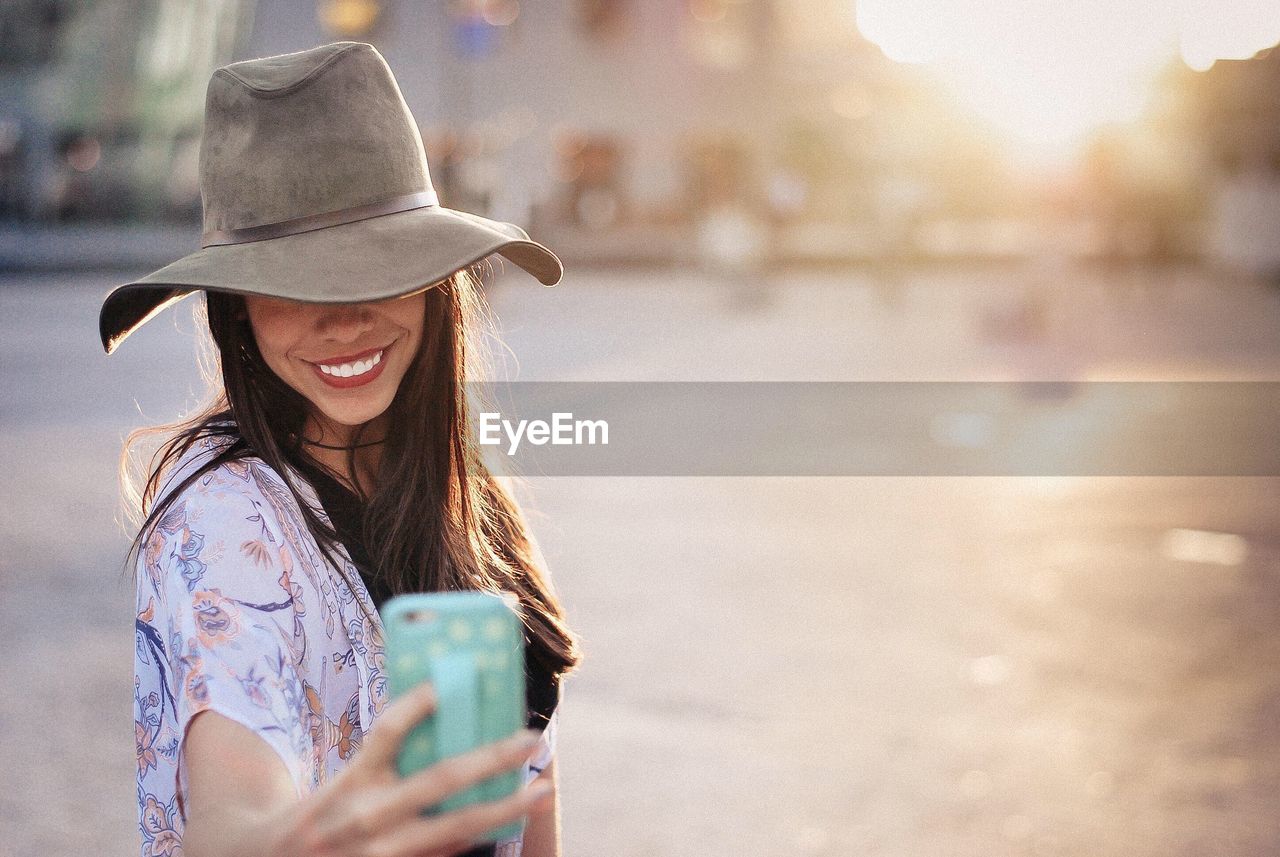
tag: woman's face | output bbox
[243,291,427,436]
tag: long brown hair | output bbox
[122,266,581,679]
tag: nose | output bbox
[314,303,374,341]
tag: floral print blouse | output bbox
[133,437,556,857]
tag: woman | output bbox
[105,42,580,857]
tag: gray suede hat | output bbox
[99,41,562,354]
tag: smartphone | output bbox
[382,591,528,842]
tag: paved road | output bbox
[2,264,1279,856]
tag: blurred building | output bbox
[0,0,253,222]
[1071,44,1280,275]
[1186,46,1280,279]
[0,0,1054,266]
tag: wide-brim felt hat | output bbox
[99,41,562,354]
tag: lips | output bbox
[306,343,392,389]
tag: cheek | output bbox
[392,296,427,344]
[245,303,310,367]
[251,327,292,370]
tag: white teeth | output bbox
[318,350,383,378]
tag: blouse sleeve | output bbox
[137,474,316,813]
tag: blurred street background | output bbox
[2,2,1280,856]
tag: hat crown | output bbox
[199,42,434,234]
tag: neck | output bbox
[300,414,386,497]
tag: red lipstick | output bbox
[308,344,391,389]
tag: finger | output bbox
[385,729,541,820]
[351,728,541,838]
[371,779,554,857]
[359,683,437,771]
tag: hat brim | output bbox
[99,205,562,354]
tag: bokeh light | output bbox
[855,0,1280,165]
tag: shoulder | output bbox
[151,434,319,530]
[140,438,318,602]
[149,442,272,543]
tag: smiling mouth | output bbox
[317,349,383,378]
[308,344,392,388]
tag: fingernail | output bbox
[517,729,540,748]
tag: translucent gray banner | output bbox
[465,382,1280,476]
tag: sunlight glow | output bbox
[1178,0,1280,70]
[854,0,1280,163]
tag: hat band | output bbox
[200,190,440,248]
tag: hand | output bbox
[267,684,551,857]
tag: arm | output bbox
[518,757,561,857]
[142,475,552,857]
[178,689,554,857]
[180,711,299,857]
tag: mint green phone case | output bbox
[383,592,528,843]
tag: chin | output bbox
[316,397,394,429]
[330,410,390,429]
